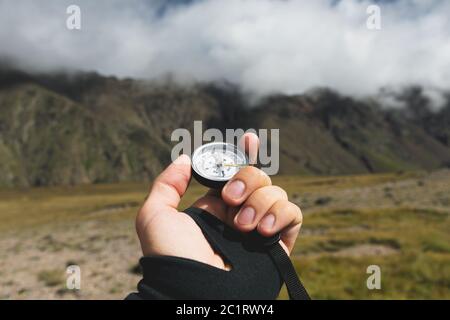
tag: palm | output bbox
[141,200,231,269]
[136,134,299,270]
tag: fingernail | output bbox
[226,180,245,199]
[237,207,255,225]
[260,214,275,229]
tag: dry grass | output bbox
[0,170,449,299]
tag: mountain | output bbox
[0,68,449,187]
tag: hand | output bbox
[136,133,303,270]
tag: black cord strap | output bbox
[183,207,310,300]
[267,242,310,300]
[250,232,310,300]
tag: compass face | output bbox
[192,142,248,187]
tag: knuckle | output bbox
[248,185,286,204]
[272,185,288,199]
[259,170,272,185]
[290,202,303,224]
[246,188,268,205]
[271,199,290,212]
[238,166,271,185]
[271,200,302,223]
[239,166,260,178]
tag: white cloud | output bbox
[1,0,449,98]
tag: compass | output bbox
[191,142,248,189]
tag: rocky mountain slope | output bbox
[0,68,449,187]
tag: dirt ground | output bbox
[0,170,449,299]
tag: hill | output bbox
[0,68,449,186]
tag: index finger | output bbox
[205,132,260,199]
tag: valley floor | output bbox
[0,170,449,299]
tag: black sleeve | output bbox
[126,207,282,300]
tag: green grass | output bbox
[37,269,64,287]
[0,172,449,299]
[0,171,423,232]
[279,207,450,299]
[286,252,450,299]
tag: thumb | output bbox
[138,154,191,228]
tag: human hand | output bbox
[136,133,303,270]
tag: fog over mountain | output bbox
[1,0,449,102]
[1,1,450,186]
[0,68,449,187]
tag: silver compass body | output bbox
[191,142,248,189]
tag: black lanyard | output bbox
[185,206,311,300]
[249,231,311,300]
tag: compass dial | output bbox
[192,142,248,188]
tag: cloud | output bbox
[1,0,449,98]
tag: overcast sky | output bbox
[0,0,449,98]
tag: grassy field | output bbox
[0,170,449,299]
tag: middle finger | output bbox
[233,185,288,231]
[221,166,272,207]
